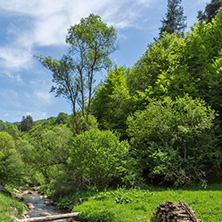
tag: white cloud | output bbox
[0,0,154,71]
[6,72,23,83]
[0,46,32,71]
[0,71,23,83]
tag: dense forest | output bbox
[1,0,222,204]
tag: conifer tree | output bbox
[21,115,33,132]
[197,0,222,23]
[159,0,187,37]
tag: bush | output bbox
[68,129,133,189]
[127,95,218,185]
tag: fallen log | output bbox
[14,212,79,222]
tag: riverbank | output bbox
[1,184,222,221]
[0,191,25,222]
[0,185,78,222]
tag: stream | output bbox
[23,190,73,222]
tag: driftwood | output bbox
[14,212,79,222]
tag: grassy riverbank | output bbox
[1,184,222,221]
[0,192,25,222]
[58,184,222,222]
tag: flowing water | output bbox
[23,191,71,221]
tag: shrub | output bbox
[68,129,133,189]
[127,95,218,185]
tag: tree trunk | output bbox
[15,212,79,222]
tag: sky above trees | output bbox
[0,0,209,122]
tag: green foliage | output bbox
[0,132,23,185]
[24,125,72,185]
[164,9,222,102]
[0,152,15,185]
[127,95,218,185]
[127,33,183,98]
[0,121,19,139]
[0,131,15,154]
[127,9,222,110]
[66,14,117,71]
[159,0,187,37]
[72,113,99,135]
[68,129,133,189]
[14,113,75,185]
[55,112,70,125]
[92,65,132,137]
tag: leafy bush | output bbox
[127,95,218,185]
[68,129,133,189]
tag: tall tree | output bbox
[159,0,187,37]
[21,115,33,132]
[197,0,222,23]
[36,14,117,132]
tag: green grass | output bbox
[0,192,25,222]
[71,185,222,222]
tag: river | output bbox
[23,190,74,222]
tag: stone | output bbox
[40,212,51,216]
[44,200,54,205]
[26,202,35,210]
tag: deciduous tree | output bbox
[36,14,117,132]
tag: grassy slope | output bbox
[0,193,25,222]
[72,185,222,222]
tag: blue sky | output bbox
[0,0,209,122]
